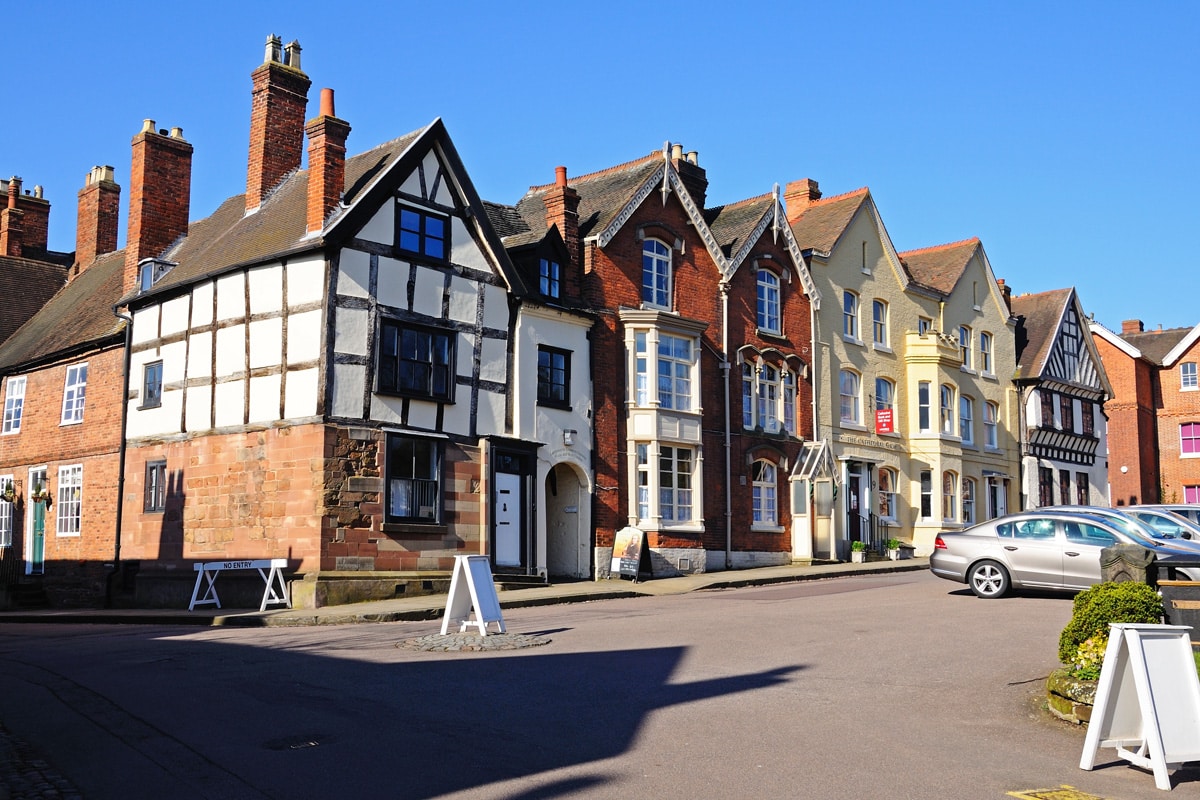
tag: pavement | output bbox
[0,557,928,799]
[0,557,930,627]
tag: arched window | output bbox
[962,478,976,525]
[942,471,958,521]
[758,364,779,433]
[958,325,972,369]
[842,291,859,340]
[872,300,888,346]
[742,363,754,429]
[642,239,671,309]
[751,459,778,527]
[840,370,861,424]
[875,377,895,433]
[984,401,999,448]
[782,371,796,435]
[960,395,974,445]
[940,384,956,435]
[979,332,993,374]
[757,270,780,333]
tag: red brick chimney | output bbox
[74,166,121,273]
[1121,319,1144,335]
[669,144,707,208]
[125,120,193,294]
[0,177,24,257]
[784,178,822,224]
[995,278,1012,313]
[305,88,351,234]
[542,165,581,299]
[246,35,311,213]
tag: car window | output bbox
[1068,522,1117,546]
[1012,519,1056,540]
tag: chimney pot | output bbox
[141,119,155,134]
[319,87,335,118]
[285,40,302,69]
[265,34,282,64]
[687,151,698,165]
[555,166,568,187]
[671,143,683,160]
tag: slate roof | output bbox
[511,153,662,241]
[1121,326,1192,365]
[1011,287,1073,380]
[788,188,869,255]
[0,253,70,347]
[138,130,424,301]
[707,193,773,260]
[899,237,981,295]
[0,251,125,370]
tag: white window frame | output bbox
[757,269,780,333]
[962,478,976,525]
[743,361,797,436]
[877,468,897,520]
[2,376,26,434]
[757,364,780,433]
[979,332,993,374]
[842,291,860,341]
[56,464,83,537]
[960,395,974,445]
[942,471,957,522]
[0,474,12,547]
[840,369,861,425]
[658,445,694,524]
[872,300,888,348]
[984,401,999,448]
[940,384,956,435]
[918,381,931,432]
[920,470,933,519]
[657,334,693,411]
[61,363,88,425]
[636,444,651,521]
[642,239,671,310]
[1183,362,1198,391]
[751,459,778,528]
[958,326,972,370]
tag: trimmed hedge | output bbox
[1058,581,1163,665]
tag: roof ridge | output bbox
[525,152,660,193]
[809,186,870,206]
[898,236,980,257]
[708,192,774,214]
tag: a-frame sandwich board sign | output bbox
[1080,623,1200,790]
[440,555,506,636]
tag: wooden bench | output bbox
[188,559,291,612]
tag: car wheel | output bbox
[968,560,1010,598]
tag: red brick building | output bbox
[501,147,817,573]
[1090,319,1200,506]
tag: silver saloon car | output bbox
[929,510,1200,598]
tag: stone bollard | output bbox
[1099,543,1155,584]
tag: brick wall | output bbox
[1155,341,1200,502]
[1094,335,1159,505]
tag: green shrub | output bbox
[1058,582,1163,667]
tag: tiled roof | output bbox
[1122,326,1192,365]
[0,251,125,370]
[707,194,773,259]
[0,254,70,347]
[899,237,981,294]
[512,153,662,240]
[142,131,423,299]
[789,188,869,254]
[1011,287,1072,380]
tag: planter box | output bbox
[850,551,866,563]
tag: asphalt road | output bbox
[0,572,1196,799]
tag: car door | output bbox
[1061,521,1115,589]
[999,517,1064,588]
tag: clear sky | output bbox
[6,1,1197,333]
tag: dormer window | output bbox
[138,259,175,293]
[642,239,671,309]
[539,258,561,299]
[397,206,448,261]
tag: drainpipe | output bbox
[810,302,819,442]
[107,307,133,607]
[721,281,732,570]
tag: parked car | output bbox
[1134,504,1200,527]
[930,509,1200,599]
[1045,505,1200,553]
[1126,506,1200,541]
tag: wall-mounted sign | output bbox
[875,408,894,435]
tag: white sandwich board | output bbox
[440,555,506,636]
[1080,623,1200,790]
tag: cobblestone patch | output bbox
[0,721,83,800]
[397,632,551,652]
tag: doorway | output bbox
[545,463,587,579]
[26,466,47,576]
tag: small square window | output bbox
[1183,362,1198,390]
[539,259,561,299]
[397,206,448,261]
[377,320,455,402]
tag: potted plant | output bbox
[1,480,13,503]
[850,540,867,563]
[886,538,901,560]
[30,482,50,506]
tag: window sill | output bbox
[839,421,869,432]
[872,343,893,354]
[959,367,977,376]
[842,335,865,347]
[537,400,572,412]
[751,524,785,533]
[59,419,83,427]
[756,328,787,341]
[381,522,449,536]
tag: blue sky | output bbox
[7,2,1197,332]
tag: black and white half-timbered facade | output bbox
[1011,287,1112,508]
[118,38,579,606]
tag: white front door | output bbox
[494,472,522,567]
